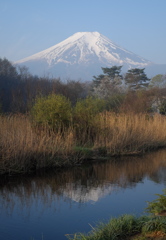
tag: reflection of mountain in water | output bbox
[63,182,115,203]
[1,149,166,211]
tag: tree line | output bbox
[1,57,166,115]
[0,58,89,113]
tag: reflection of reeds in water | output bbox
[1,149,166,213]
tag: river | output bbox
[0,149,166,240]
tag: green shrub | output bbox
[74,96,106,122]
[31,94,72,130]
[74,96,106,144]
[105,94,125,112]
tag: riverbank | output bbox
[67,214,166,240]
[0,113,166,175]
[67,190,166,240]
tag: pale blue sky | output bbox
[0,0,166,64]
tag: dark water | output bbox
[1,150,166,240]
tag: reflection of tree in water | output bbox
[0,149,166,214]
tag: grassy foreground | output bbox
[0,112,166,174]
[67,215,166,240]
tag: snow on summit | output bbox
[16,32,153,80]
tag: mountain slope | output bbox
[15,32,161,80]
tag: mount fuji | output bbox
[15,32,165,81]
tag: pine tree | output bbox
[125,68,150,90]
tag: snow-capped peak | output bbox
[16,32,150,65]
[15,32,153,80]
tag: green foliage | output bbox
[31,94,72,129]
[145,189,166,215]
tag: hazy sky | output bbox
[0,0,166,64]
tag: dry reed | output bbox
[93,112,166,154]
[0,114,76,174]
[0,113,166,174]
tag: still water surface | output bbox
[1,150,166,240]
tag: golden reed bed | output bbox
[0,113,166,174]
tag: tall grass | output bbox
[0,114,77,174]
[93,112,166,155]
[0,113,166,174]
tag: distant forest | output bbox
[1,57,166,115]
[0,58,90,113]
